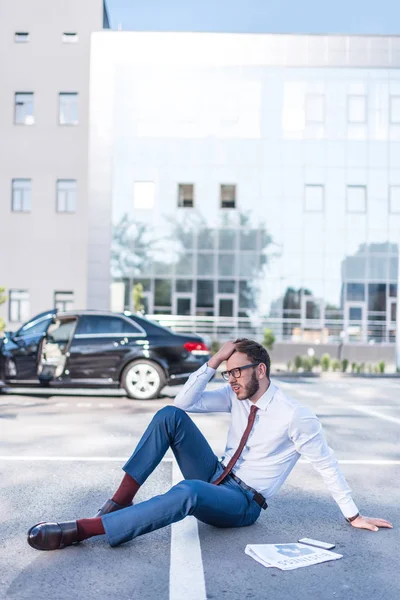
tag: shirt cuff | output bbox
[339,499,359,519]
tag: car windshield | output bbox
[15,313,54,337]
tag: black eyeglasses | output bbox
[221,363,260,381]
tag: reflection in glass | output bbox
[239,253,259,277]
[368,283,386,312]
[368,256,387,279]
[176,279,193,292]
[197,280,214,308]
[154,279,172,306]
[346,283,365,301]
[175,253,194,276]
[197,253,215,276]
[133,278,151,292]
[197,228,215,250]
[342,256,366,280]
[218,253,237,277]
[240,229,258,250]
[218,280,236,293]
[218,229,237,250]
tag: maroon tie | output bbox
[213,404,259,486]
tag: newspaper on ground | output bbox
[245,543,343,571]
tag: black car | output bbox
[0,310,210,400]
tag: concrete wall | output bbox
[0,0,105,329]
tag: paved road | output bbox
[1,377,399,600]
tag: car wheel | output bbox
[121,360,166,400]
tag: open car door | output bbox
[4,310,56,382]
[37,316,77,383]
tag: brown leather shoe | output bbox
[27,521,79,551]
[94,498,132,517]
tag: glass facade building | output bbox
[88,33,400,344]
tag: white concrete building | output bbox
[0,0,109,328]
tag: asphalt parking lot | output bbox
[0,377,399,600]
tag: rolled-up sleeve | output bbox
[289,407,359,519]
[174,363,232,413]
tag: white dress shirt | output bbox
[174,362,359,519]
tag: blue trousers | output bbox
[102,406,261,546]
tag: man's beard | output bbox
[242,370,260,400]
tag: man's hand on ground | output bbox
[208,341,237,370]
[351,515,393,531]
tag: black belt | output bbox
[227,471,268,510]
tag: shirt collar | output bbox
[254,380,277,411]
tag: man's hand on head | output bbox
[350,515,393,531]
[208,341,237,370]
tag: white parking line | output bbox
[299,459,400,465]
[292,389,321,398]
[0,456,399,466]
[0,456,174,462]
[76,403,92,408]
[349,405,400,426]
[169,461,206,600]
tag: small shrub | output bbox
[210,340,222,355]
[331,359,340,372]
[302,357,313,372]
[341,358,349,373]
[359,362,365,373]
[312,356,320,368]
[355,363,361,374]
[378,361,385,374]
[287,360,292,371]
[321,353,331,372]
[294,355,303,371]
[351,362,357,373]
[263,328,275,351]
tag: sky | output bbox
[105,0,400,34]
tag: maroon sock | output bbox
[111,473,140,506]
[76,517,105,542]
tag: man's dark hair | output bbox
[234,338,271,379]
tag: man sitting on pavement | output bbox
[27,338,392,551]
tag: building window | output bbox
[347,185,366,213]
[15,32,30,43]
[62,32,78,43]
[220,184,236,209]
[389,186,400,213]
[304,185,324,212]
[178,184,194,208]
[56,179,76,212]
[133,182,155,209]
[347,95,367,123]
[305,94,325,123]
[54,291,74,311]
[12,179,31,212]
[59,92,79,125]
[14,92,34,125]
[389,96,400,124]
[9,290,30,322]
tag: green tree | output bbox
[0,287,6,332]
[331,359,340,372]
[262,328,275,351]
[132,283,144,313]
[294,355,303,372]
[321,353,331,372]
